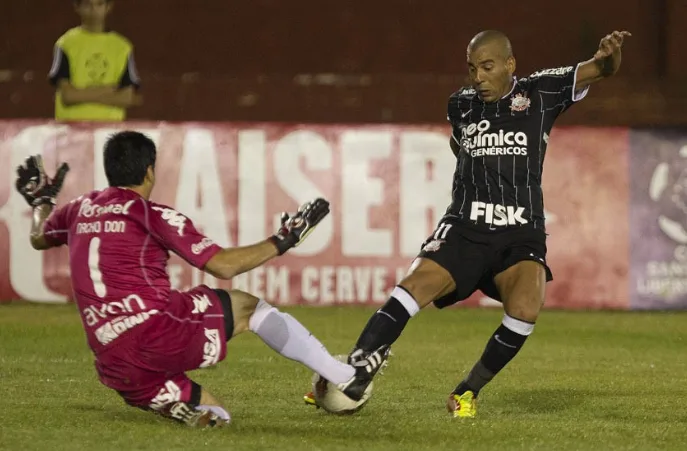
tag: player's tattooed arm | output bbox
[576,31,631,91]
[30,204,55,250]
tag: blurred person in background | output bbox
[48,0,142,122]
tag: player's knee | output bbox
[398,258,456,307]
[504,295,543,323]
[227,289,261,336]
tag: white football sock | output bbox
[249,300,355,385]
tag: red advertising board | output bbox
[0,121,629,309]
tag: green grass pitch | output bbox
[1,303,686,450]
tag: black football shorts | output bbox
[417,218,553,308]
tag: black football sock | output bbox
[354,286,420,353]
[454,314,534,397]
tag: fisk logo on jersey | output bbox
[470,202,528,226]
[460,119,528,157]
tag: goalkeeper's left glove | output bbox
[15,155,70,207]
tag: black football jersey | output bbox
[444,64,588,231]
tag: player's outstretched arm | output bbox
[30,204,56,250]
[14,155,70,251]
[204,198,330,280]
[575,31,631,91]
[204,240,280,280]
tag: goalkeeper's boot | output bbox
[336,345,391,402]
[160,402,231,428]
[446,390,477,418]
[304,375,326,407]
[304,391,317,407]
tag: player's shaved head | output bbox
[467,30,513,59]
[466,30,516,103]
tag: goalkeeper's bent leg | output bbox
[229,290,355,385]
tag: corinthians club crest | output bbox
[510,93,531,112]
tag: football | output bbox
[311,355,374,415]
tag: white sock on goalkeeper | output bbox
[248,300,355,384]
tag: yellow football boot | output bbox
[447,391,477,418]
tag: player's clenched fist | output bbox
[269,198,330,255]
[15,155,70,207]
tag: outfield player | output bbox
[306,30,631,417]
[17,131,388,428]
